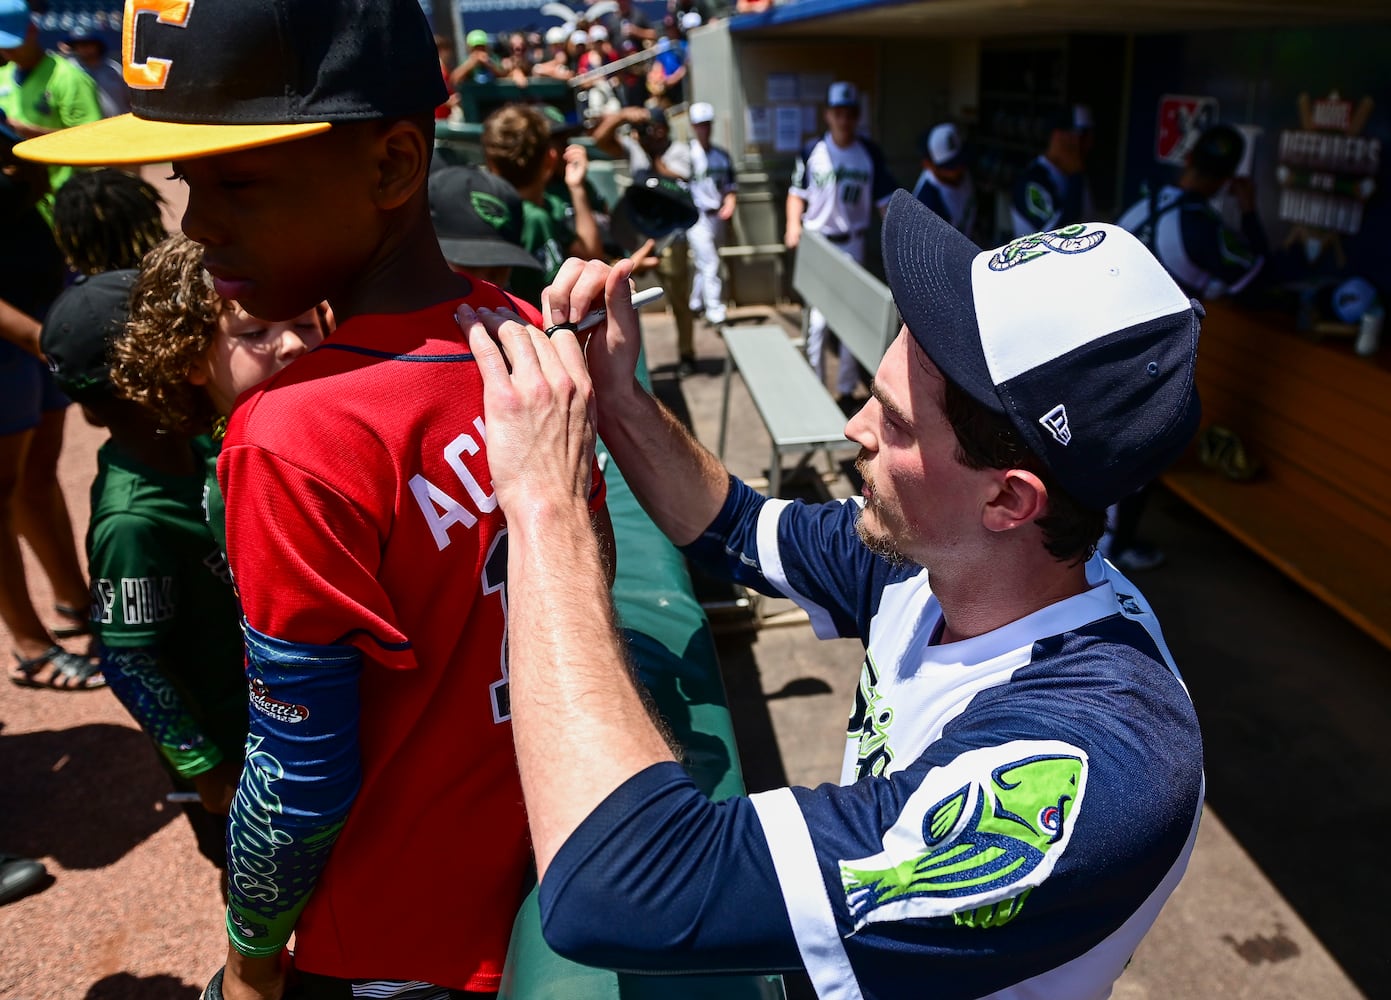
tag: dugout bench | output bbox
[498,350,785,1000]
[717,229,900,496]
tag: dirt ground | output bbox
[1,410,221,1000]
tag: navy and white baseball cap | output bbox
[827,81,859,109]
[17,0,446,166]
[882,189,1201,511]
[923,123,966,169]
[0,0,30,48]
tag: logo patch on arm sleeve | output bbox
[839,741,1087,931]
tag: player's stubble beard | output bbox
[854,451,910,568]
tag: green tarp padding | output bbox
[498,353,785,999]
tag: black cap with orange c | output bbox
[17,0,446,166]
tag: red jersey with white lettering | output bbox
[219,286,605,989]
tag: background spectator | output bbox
[0,117,96,691]
[63,28,129,118]
[0,0,102,225]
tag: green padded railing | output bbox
[497,351,786,1000]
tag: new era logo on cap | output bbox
[17,0,446,166]
[882,190,1201,511]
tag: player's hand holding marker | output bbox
[458,257,649,453]
[461,296,600,520]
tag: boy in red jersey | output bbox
[18,2,611,998]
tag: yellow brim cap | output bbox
[14,114,333,166]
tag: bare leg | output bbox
[0,427,56,662]
[12,407,88,613]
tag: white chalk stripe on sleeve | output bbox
[755,498,839,639]
[751,787,864,1000]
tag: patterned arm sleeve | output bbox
[101,645,224,777]
[224,625,362,957]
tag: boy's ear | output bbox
[187,357,209,387]
[374,119,431,211]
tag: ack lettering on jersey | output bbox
[848,651,894,779]
[839,741,1089,931]
[120,576,175,625]
[408,416,499,552]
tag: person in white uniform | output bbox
[911,122,976,239]
[785,81,896,404]
[684,102,737,326]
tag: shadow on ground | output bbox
[84,972,200,999]
[0,722,180,869]
[1137,489,1391,994]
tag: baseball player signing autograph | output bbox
[19,2,611,998]
[464,190,1204,999]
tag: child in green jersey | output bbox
[39,269,247,872]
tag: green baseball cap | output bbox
[466,29,490,48]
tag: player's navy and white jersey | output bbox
[791,133,896,238]
[689,140,736,212]
[912,169,976,237]
[539,478,1204,1000]
[1010,155,1091,237]
[1117,184,1265,299]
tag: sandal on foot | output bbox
[51,603,91,639]
[10,646,106,691]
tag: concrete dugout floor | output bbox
[645,300,1387,1000]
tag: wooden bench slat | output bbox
[1163,460,1391,651]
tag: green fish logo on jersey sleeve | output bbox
[840,741,1088,930]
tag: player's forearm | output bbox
[508,495,676,878]
[568,187,604,260]
[591,114,625,157]
[596,382,730,547]
[0,297,42,358]
[784,194,804,235]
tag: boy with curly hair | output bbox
[113,234,325,554]
[19,2,611,996]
